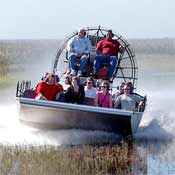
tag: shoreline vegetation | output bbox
[0,38,175,75]
[1,38,174,87]
[0,143,147,175]
[0,38,174,85]
[0,75,15,88]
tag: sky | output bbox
[0,0,174,39]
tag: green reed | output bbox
[0,46,10,77]
[0,143,147,175]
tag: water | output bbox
[1,46,175,174]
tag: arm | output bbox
[114,96,121,109]
[67,37,75,53]
[35,92,47,100]
[64,86,72,102]
[55,84,64,101]
[134,94,144,103]
[119,45,125,53]
[109,94,112,108]
[133,94,145,110]
[95,40,102,55]
[34,82,47,100]
[84,38,92,54]
[78,85,85,104]
[94,94,98,106]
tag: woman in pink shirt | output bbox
[97,81,112,108]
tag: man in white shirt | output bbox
[67,28,92,76]
[114,84,144,111]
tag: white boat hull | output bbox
[17,98,143,136]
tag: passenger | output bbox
[112,82,125,106]
[125,81,145,104]
[112,82,125,99]
[64,76,85,104]
[35,73,63,101]
[64,75,72,90]
[54,74,63,100]
[125,81,134,93]
[54,74,60,84]
[114,84,144,111]
[57,75,72,102]
[41,72,49,82]
[67,28,92,76]
[97,81,112,108]
[96,78,104,91]
[93,30,124,80]
[84,77,98,106]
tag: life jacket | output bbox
[98,67,108,79]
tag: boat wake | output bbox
[0,104,121,146]
[136,90,175,142]
[0,90,174,145]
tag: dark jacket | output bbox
[65,84,85,104]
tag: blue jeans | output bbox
[93,55,118,78]
[69,54,88,72]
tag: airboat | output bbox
[16,26,146,136]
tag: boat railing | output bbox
[16,80,34,98]
[137,95,147,112]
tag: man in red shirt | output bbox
[35,73,63,101]
[93,30,124,80]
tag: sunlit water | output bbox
[1,86,174,146]
[1,53,175,174]
[0,103,121,145]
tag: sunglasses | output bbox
[100,86,108,88]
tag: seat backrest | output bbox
[88,35,104,47]
[83,97,95,106]
[22,89,35,98]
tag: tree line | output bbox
[0,38,175,76]
[129,38,175,55]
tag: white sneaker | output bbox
[77,71,82,76]
[70,70,76,76]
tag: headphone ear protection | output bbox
[117,86,119,90]
[54,75,60,83]
[107,84,110,90]
[130,86,134,93]
[76,31,86,36]
[45,77,49,82]
[93,80,95,87]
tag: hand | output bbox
[35,93,47,100]
[77,53,83,57]
[138,101,144,106]
[96,50,101,55]
[119,46,125,53]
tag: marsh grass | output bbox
[0,143,147,175]
[0,75,16,89]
